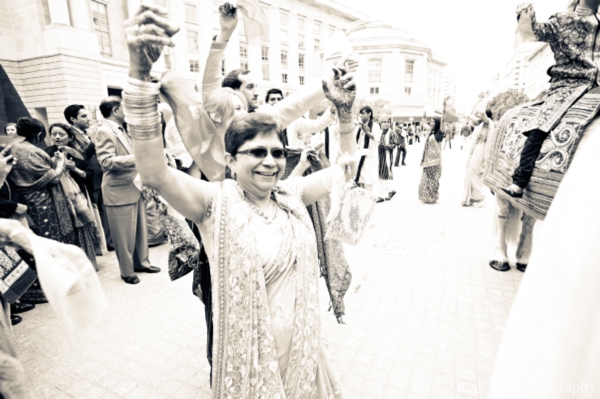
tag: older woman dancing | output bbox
[124,4,359,397]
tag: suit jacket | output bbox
[95,122,140,206]
[72,127,103,196]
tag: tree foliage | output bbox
[353,97,392,120]
[486,89,530,121]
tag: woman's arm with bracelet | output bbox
[298,67,359,206]
[124,4,213,223]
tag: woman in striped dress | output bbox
[377,114,396,202]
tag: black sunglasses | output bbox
[237,147,287,159]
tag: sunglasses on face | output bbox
[236,147,287,159]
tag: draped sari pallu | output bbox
[210,180,341,399]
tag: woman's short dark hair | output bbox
[16,117,46,143]
[225,113,283,156]
[486,109,493,119]
[49,123,76,142]
[359,106,374,120]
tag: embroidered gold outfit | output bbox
[198,179,342,399]
[521,6,600,133]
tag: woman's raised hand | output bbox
[0,146,14,179]
[219,3,238,34]
[124,4,179,79]
[322,58,358,124]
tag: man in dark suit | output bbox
[95,97,160,284]
[64,104,113,251]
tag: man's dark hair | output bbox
[486,109,493,119]
[265,88,284,103]
[221,69,251,90]
[64,104,86,125]
[99,96,122,118]
[225,113,284,156]
[359,106,374,120]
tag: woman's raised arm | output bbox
[299,62,360,205]
[124,4,214,223]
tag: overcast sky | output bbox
[341,0,567,113]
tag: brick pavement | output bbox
[13,143,524,398]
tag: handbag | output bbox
[0,247,37,304]
[325,152,378,245]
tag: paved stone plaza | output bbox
[13,143,525,399]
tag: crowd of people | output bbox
[3,0,600,396]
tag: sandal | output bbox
[489,260,510,272]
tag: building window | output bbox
[404,87,412,96]
[282,73,288,84]
[261,46,270,81]
[240,44,248,70]
[189,59,199,73]
[299,54,305,70]
[281,50,288,69]
[329,25,335,36]
[368,59,382,84]
[187,30,199,52]
[281,30,288,44]
[405,60,414,84]
[298,17,305,30]
[370,87,379,95]
[187,30,200,73]
[185,4,197,22]
[91,1,112,56]
[298,34,305,49]
[299,76,305,85]
[163,47,171,70]
[314,38,320,51]
[280,11,287,26]
[314,21,321,35]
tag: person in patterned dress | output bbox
[419,118,445,204]
[503,0,600,197]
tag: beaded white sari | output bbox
[202,179,342,399]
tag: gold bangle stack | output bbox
[123,78,162,140]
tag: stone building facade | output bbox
[0,0,360,127]
[346,20,446,123]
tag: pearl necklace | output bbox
[245,197,277,224]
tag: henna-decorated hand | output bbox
[124,4,179,80]
[218,3,238,34]
[322,65,357,124]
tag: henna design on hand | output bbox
[322,70,356,124]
